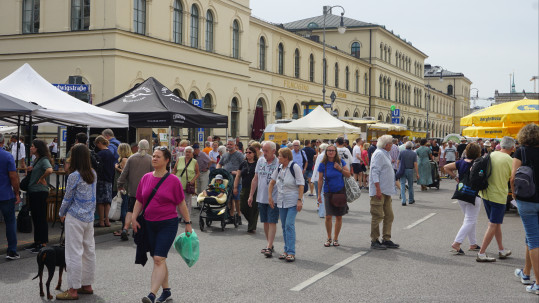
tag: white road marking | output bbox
[290,251,368,291]
[404,213,437,230]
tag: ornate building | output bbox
[0,0,472,140]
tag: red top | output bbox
[136,173,184,221]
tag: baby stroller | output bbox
[427,160,440,189]
[196,169,237,231]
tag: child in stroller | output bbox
[202,174,227,198]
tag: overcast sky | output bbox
[250,0,539,103]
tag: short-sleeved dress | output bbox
[416,146,432,185]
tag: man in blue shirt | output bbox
[302,140,316,196]
[0,133,21,260]
[291,140,308,174]
[102,129,121,163]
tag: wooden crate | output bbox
[46,190,64,222]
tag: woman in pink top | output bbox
[132,147,191,303]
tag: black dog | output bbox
[32,227,66,300]
[32,245,66,300]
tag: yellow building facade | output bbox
[0,0,471,140]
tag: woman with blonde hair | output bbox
[173,146,199,221]
[113,143,132,236]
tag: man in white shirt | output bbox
[369,135,399,250]
[352,138,364,184]
[48,137,58,159]
[336,137,352,170]
[9,135,26,170]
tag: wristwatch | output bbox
[185,221,192,225]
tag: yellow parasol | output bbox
[462,125,522,138]
[460,99,539,127]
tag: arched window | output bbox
[231,98,239,138]
[355,70,359,93]
[383,77,387,99]
[345,110,350,117]
[364,73,368,95]
[203,93,213,138]
[23,0,40,34]
[378,112,384,121]
[386,114,391,123]
[133,0,146,34]
[379,76,383,97]
[351,42,360,58]
[278,43,284,75]
[205,10,214,51]
[257,98,267,122]
[309,54,314,82]
[71,0,90,31]
[188,91,197,102]
[232,20,240,59]
[190,5,199,48]
[292,104,299,119]
[354,111,359,118]
[345,66,349,91]
[380,44,383,59]
[173,89,182,98]
[275,102,283,120]
[172,0,182,44]
[294,49,300,78]
[334,63,339,88]
[259,37,266,70]
[447,84,453,96]
[323,59,327,85]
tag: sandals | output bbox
[279,253,288,259]
[261,245,274,254]
[333,240,340,247]
[56,291,79,300]
[285,255,295,262]
[324,238,332,247]
[264,247,273,258]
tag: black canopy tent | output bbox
[98,77,228,128]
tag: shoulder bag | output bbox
[451,162,477,204]
[20,157,44,192]
[181,158,196,194]
[133,173,170,245]
[325,163,347,207]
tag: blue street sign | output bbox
[323,104,332,109]
[392,118,400,124]
[53,84,89,92]
[62,129,67,142]
[192,99,203,108]
[198,132,204,142]
[392,109,400,117]
[198,128,204,132]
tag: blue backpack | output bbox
[277,161,309,193]
[514,147,536,199]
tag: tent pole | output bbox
[15,115,21,169]
[168,126,171,149]
[28,115,33,167]
[86,127,91,145]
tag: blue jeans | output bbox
[400,169,415,204]
[0,199,17,253]
[314,181,326,218]
[120,193,129,227]
[279,206,298,255]
[516,200,539,250]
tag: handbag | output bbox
[181,158,196,194]
[108,192,122,221]
[450,164,477,204]
[325,163,348,207]
[343,176,361,203]
[20,157,43,192]
[17,204,32,233]
[134,173,170,244]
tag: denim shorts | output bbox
[258,203,279,223]
[482,199,506,224]
[232,183,242,200]
[516,200,539,250]
[304,169,313,179]
[145,217,179,258]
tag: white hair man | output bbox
[369,135,399,250]
[217,138,245,224]
[117,139,154,241]
[291,140,308,175]
[476,136,515,262]
[249,141,280,256]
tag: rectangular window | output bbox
[71,0,90,31]
[133,0,146,35]
[22,0,40,34]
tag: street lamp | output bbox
[426,65,444,138]
[322,5,346,112]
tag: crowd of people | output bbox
[1,123,538,300]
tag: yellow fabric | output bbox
[460,99,539,127]
[479,151,513,204]
[197,178,229,204]
[175,156,197,187]
[462,126,521,138]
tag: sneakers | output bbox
[476,253,496,262]
[370,240,387,250]
[381,240,400,249]
[5,251,20,260]
[499,249,512,259]
[514,268,532,285]
[121,229,129,241]
[25,243,37,251]
[156,288,171,303]
[141,292,156,303]
[30,244,44,254]
[526,283,539,295]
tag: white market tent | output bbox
[0,64,128,127]
[275,106,362,134]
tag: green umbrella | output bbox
[443,133,461,143]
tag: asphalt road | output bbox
[1,179,536,303]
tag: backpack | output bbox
[17,204,32,233]
[278,161,309,193]
[514,147,536,199]
[469,153,491,191]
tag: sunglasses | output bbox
[245,151,253,154]
[154,146,168,151]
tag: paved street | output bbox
[1,179,536,303]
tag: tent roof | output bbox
[98,77,228,128]
[0,64,128,127]
[274,106,362,134]
[0,92,43,117]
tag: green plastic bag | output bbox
[173,230,199,267]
